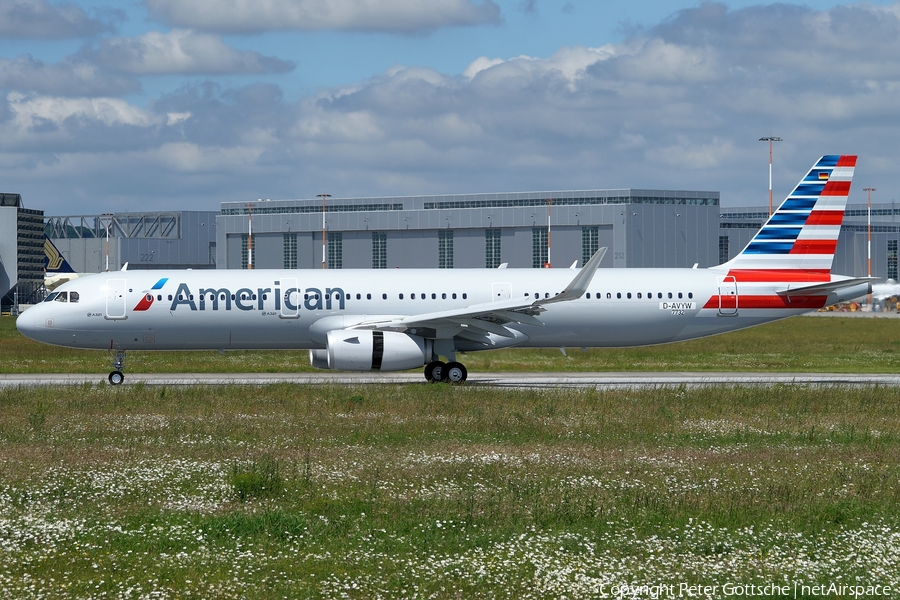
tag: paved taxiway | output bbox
[2,372,899,388]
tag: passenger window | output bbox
[637,293,642,299]
[357,294,362,300]
[431,293,436,299]
[688,292,693,299]
[606,293,611,299]
[157,295,162,301]
[668,292,673,299]
[452,293,457,299]
[627,293,632,299]
[678,293,683,299]
[399,294,404,300]
[586,293,591,299]
[616,292,621,299]
[411,293,416,299]
[168,295,173,301]
[442,293,447,299]
[382,293,387,300]
[462,293,467,299]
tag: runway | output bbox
[2,371,899,388]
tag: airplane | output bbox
[16,155,873,385]
[43,237,89,290]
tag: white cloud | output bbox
[145,0,501,33]
[464,45,615,87]
[6,1,900,214]
[0,0,116,38]
[0,55,139,96]
[7,93,161,128]
[88,30,294,75]
[462,57,504,79]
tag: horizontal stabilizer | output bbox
[777,276,877,296]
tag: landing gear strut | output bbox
[423,360,467,384]
[108,350,126,385]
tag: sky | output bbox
[1,0,898,216]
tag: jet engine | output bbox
[309,330,430,372]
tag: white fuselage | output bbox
[15,266,866,352]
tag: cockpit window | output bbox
[69,291,79,303]
[44,292,59,302]
[54,292,68,303]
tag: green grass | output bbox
[1,383,899,597]
[3,313,900,374]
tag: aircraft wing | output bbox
[776,276,877,297]
[348,248,607,341]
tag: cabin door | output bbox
[105,278,127,320]
[718,276,738,316]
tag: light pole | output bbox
[864,187,876,305]
[317,194,330,269]
[759,136,782,215]
[246,203,256,269]
[545,198,552,268]
[102,213,113,271]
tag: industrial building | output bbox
[8,188,896,311]
[44,211,219,273]
[216,189,722,270]
[0,193,44,312]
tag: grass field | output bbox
[3,313,900,374]
[1,383,899,598]
[2,314,899,597]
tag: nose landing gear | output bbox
[108,349,126,385]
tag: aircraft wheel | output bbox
[442,362,467,384]
[424,361,446,383]
[109,371,125,385]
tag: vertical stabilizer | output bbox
[44,237,76,274]
[719,155,856,274]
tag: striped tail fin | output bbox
[721,155,856,273]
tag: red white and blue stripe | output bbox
[723,155,856,273]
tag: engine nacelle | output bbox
[312,330,429,372]
[309,349,329,369]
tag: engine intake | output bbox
[309,330,429,372]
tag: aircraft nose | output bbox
[15,306,42,342]
[16,306,47,342]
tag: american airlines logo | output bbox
[133,278,169,311]
[133,278,346,312]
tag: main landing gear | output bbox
[108,349,126,385]
[424,360,468,384]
